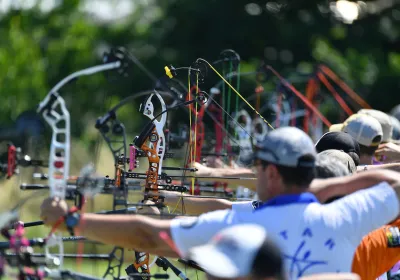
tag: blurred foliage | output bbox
[0,0,399,140]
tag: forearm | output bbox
[209,167,255,177]
[357,163,400,172]
[164,194,232,215]
[197,177,256,190]
[311,170,400,202]
[74,213,177,257]
[194,163,256,189]
[198,167,256,189]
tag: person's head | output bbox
[315,153,351,179]
[358,109,393,143]
[188,224,285,280]
[317,150,356,175]
[329,113,383,164]
[254,127,316,201]
[315,131,360,166]
[390,115,400,141]
[390,104,400,122]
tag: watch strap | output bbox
[65,207,80,236]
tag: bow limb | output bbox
[316,71,353,116]
[153,92,167,173]
[154,91,168,129]
[263,65,332,127]
[318,64,371,109]
[303,77,320,134]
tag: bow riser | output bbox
[38,93,71,269]
[40,94,71,200]
[142,127,161,202]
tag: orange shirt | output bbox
[352,219,400,280]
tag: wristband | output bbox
[64,207,80,236]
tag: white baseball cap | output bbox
[390,104,400,121]
[188,224,284,279]
[358,109,393,142]
[390,116,400,141]
[329,113,383,147]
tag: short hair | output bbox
[359,143,379,156]
[261,155,315,187]
[315,154,350,179]
[347,152,360,166]
[275,165,315,187]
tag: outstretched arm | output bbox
[161,190,233,215]
[311,169,400,203]
[357,163,400,172]
[79,214,176,256]
[40,198,178,257]
[194,162,256,189]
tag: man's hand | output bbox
[137,200,161,215]
[40,197,68,228]
[204,156,226,168]
[375,142,400,162]
[193,162,214,177]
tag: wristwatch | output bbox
[65,212,81,236]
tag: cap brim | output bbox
[390,138,400,145]
[189,244,242,278]
[329,123,344,132]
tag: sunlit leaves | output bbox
[389,52,400,74]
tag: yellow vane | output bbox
[165,66,173,79]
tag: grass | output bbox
[0,141,206,279]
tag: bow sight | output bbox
[0,143,48,180]
[164,61,207,85]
